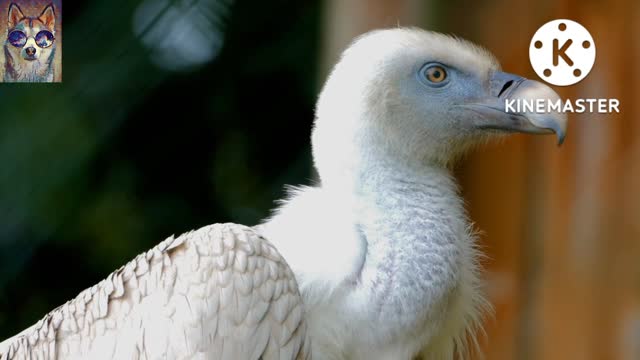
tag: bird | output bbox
[0,28,566,360]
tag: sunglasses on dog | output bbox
[7,30,55,48]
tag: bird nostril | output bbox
[498,80,514,97]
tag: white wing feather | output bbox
[0,223,310,360]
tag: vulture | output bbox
[0,28,566,360]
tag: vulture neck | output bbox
[318,133,468,322]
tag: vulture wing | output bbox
[0,223,309,360]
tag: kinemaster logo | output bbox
[529,19,595,86]
[507,19,620,115]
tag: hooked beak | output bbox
[463,71,567,145]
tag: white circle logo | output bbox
[529,19,596,86]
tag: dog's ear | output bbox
[7,3,25,28]
[39,3,55,28]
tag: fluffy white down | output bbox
[259,28,495,360]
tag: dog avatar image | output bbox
[4,2,56,82]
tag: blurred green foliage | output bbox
[0,0,320,337]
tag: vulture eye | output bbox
[424,65,447,84]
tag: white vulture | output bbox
[0,28,566,360]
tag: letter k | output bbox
[553,39,573,66]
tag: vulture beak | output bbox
[464,71,568,145]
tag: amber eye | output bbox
[424,65,447,83]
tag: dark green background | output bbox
[0,0,320,337]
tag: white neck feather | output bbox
[262,85,486,360]
[336,155,485,357]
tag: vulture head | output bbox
[312,28,567,186]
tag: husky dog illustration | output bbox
[4,3,56,82]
